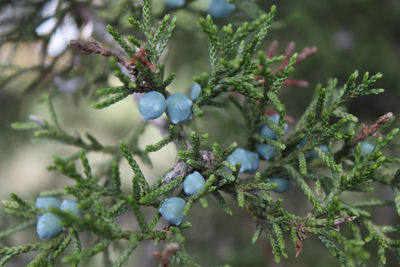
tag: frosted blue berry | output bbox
[208,0,235,19]
[260,114,288,140]
[37,213,63,239]
[60,200,82,217]
[257,143,276,160]
[36,197,61,212]
[139,91,167,120]
[296,137,308,149]
[183,171,206,196]
[164,0,185,8]
[269,178,291,193]
[159,197,186,225]
[351,142,375,155]
[296,137,328,160]
[166,93,193,124]
[227,148,259,173]
[190,83,201,101]
[306,145,329,160]
[360,142,375,154]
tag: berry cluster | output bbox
[35,197,82,239]
[226,114,291,193]
[159,171,206,225]
[139,91,193,124]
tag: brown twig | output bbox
[294,215,357,257]
[153,242,180,267]
[162,160,190,184]
[283,79,309,87]
[162,150,214,184]
[296,46,318,65]
[69,38,127,65]
[267,40,279,58]
[355,112,393,142]
[272,41,295,74]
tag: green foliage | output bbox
[1,1,399,266]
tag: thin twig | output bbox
[355,112,393,142]
[69,38,127,65]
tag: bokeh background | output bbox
[1,0,399,266]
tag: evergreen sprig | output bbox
[2,1,400,266]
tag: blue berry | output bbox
[37,213,63,239]
[183,171,206,196]
[60,200,82,217]
[269,178,291,193]
[260,114,288,140]
[257,143,276,160]
[35,197,61,212]
[208,0,235,19]
[296,137,328,160]
[306,145,329,160]
[360,142,375,154]
[190,83,201,101]
[159,197,186,225]
[166,93,193,124]
[351,142,375,155]
[164,0,185,8]
[139,91,167,120]
[227,148,259,173]
[296,137,308,149]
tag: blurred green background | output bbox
[0,0,399,266]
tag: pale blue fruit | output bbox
[36,197,61,212]
[166,93,193,124]
[351,142,375,155]
[60,200,82,217]
[139,91,167,120]
[165,0,185,8]
[183,171,206,195]
[37,213,63,239]
[296,137,328,160]
[360,142,375,154]
[306,145,329,160]
[296,137,308,149]
[260,114,288,140]
[269,178,291,193]
[257,143,276,160]
[159,197,186,225]
[227,148,259,173]
[190,83,201,101]
[208,0,235,19]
